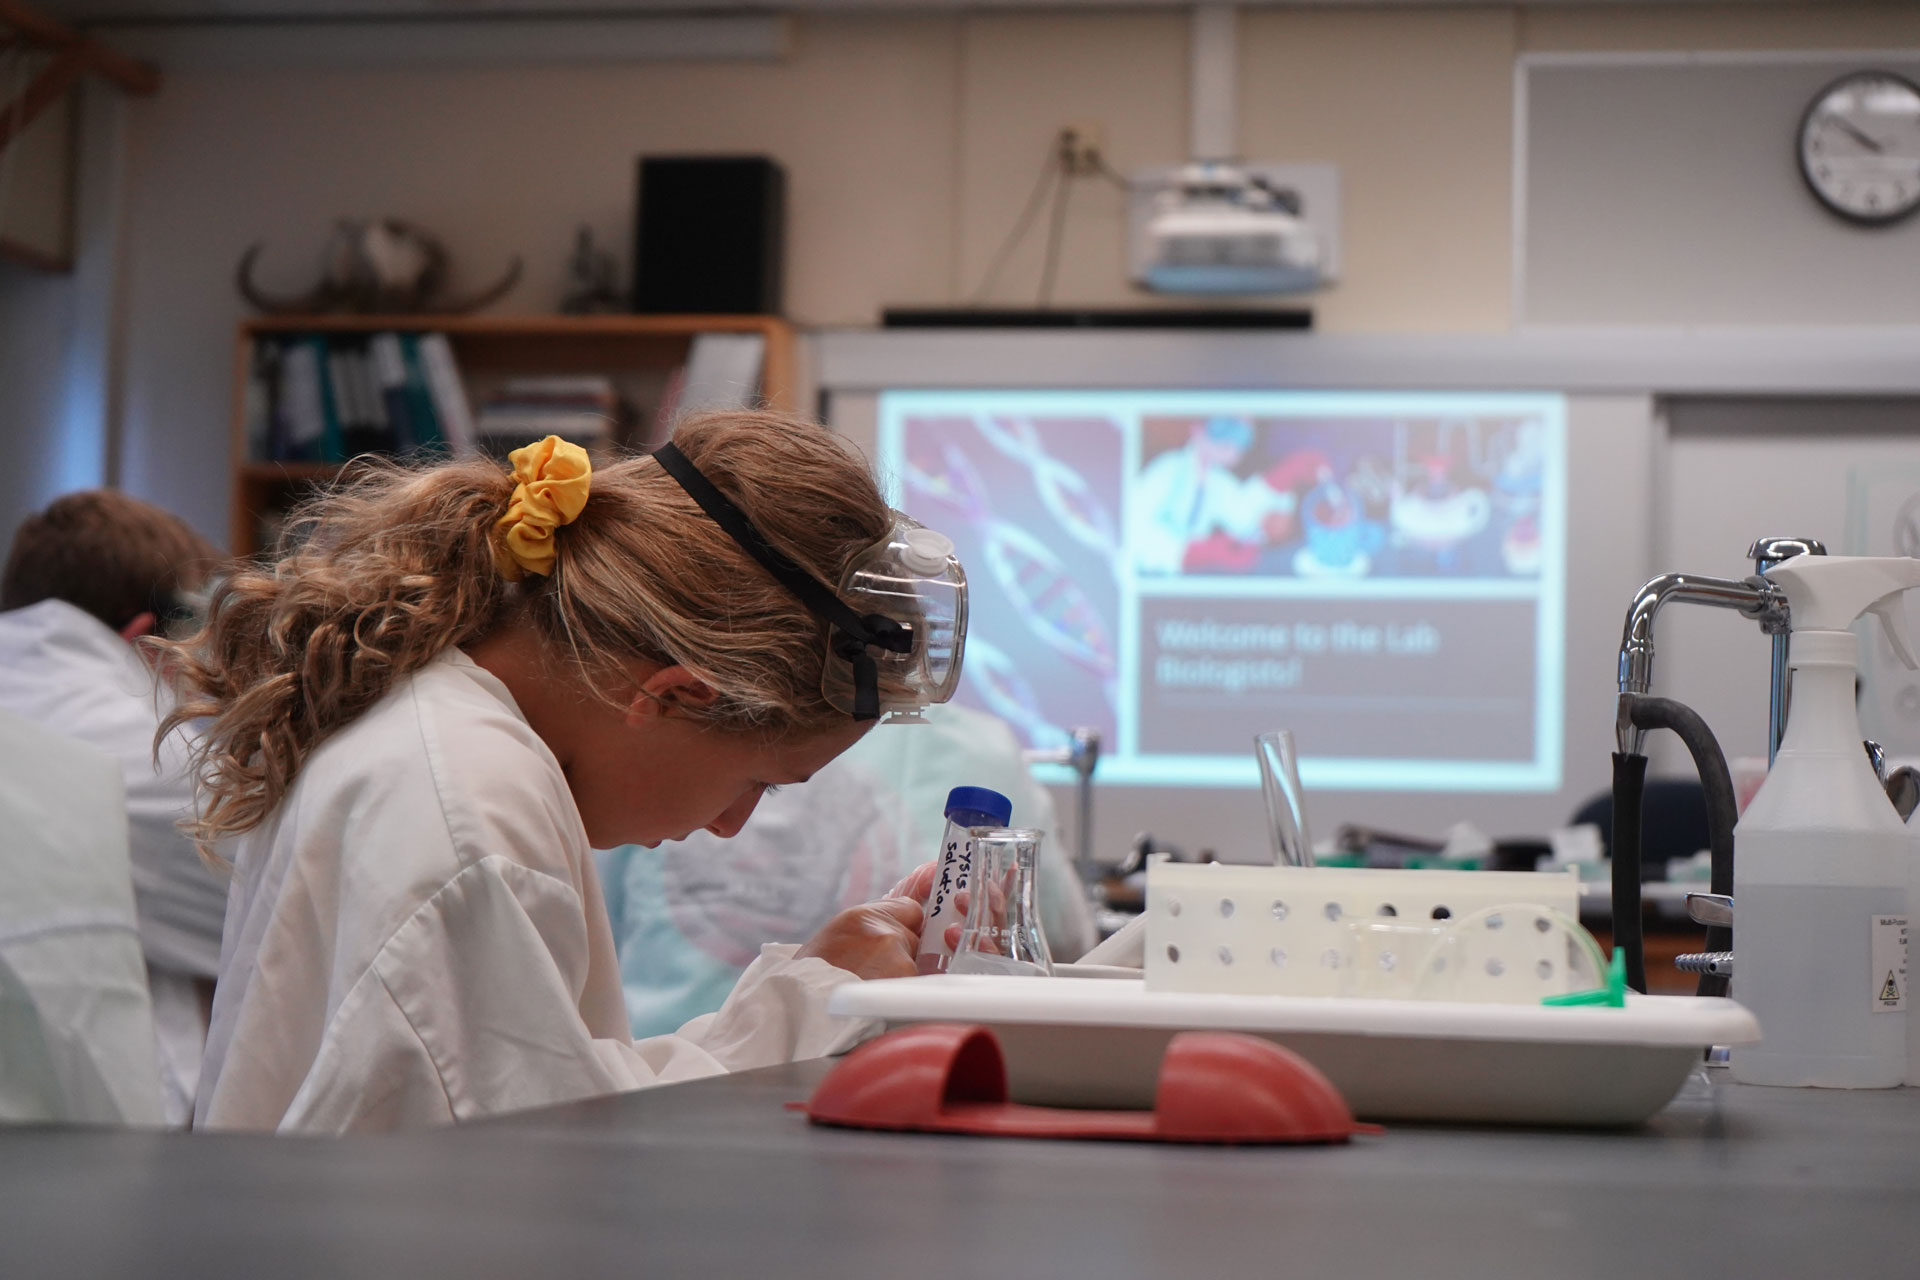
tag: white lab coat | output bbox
[0,599,223,1123]
[0,708,166,1126]
[1131,448,1284,575]
[195,648,874,1133]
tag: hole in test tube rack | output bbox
[1431,906,1451,920]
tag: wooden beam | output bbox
[0,44,84,153]
[0,0,159,96]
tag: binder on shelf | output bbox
[246,339,283,463]
[417,333,478,455]
[398,334,445,452]
[277,340,329,462]
[344,345,397,457]
[368,333,418,454]
[310,335,345,462]
[325,346,361,458]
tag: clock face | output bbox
[1800,71,1920,226]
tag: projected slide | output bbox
[877,391,1566,791]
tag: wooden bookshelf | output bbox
[228,313,797,556]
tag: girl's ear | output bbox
[629,664,720,723]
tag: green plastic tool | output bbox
[1542,947,1629,1008]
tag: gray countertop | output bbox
[4,1061,1919,1279]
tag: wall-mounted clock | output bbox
[1799,70,1920,227]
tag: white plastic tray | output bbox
[828,976,1760,1127]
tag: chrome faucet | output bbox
[1614,536,1820,758]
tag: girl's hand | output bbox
[799,898,924,980]
[887,861,937,904]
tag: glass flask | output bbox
[947,828,1055,978]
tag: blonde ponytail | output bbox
[164,412,894,852]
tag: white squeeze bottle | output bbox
[1905,719,1920,1084]
[916,786,1014,975]
[1731,555,1920,1089]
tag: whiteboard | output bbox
[1519,53,1920,326]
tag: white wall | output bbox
[0,261,82,533]
[4,5,1917,546]
[107,14,967,544]
[8,3,1920,857]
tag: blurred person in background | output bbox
[602,702,1098,1038]
[0,490,230,1124]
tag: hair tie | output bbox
[495,436,592,581]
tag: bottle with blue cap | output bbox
[917,786,1014,975]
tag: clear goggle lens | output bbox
[821,516,968,718]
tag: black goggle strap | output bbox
[652,442,910,721]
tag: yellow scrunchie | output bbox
[495,436,592,581]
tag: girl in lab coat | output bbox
[166,415,934,1132]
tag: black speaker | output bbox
[633,155,785,315]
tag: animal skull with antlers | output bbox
[236,219,523,315]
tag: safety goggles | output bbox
[653,443,967,722]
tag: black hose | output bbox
[1614,695,1740,998]
[1610,751,1650,994]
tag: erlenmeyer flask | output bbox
[1255,730,1316,867]
[948,828,1054,977]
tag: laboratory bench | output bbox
[3,1061,1917,1279]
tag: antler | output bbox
[429,256,524,315]
[235,243,335,315]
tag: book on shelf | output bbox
[250,330,469,464]
[369,333,423,454]
[415,333,477,456]
[243,339,279,462]
[474,375,623,457]
[274,339,329,462]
